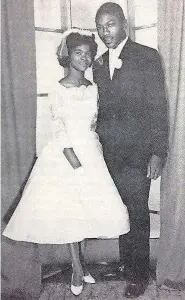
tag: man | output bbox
[93,2,168,298]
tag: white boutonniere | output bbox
[115,58,123,69]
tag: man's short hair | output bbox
[95,2,126,23]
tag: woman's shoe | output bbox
[71,273,83,296]
[83,273,95,284]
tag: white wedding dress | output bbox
[3,82,130,244]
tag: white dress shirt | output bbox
[109,37,128,79]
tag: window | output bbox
[34,0,158,154]
[34,0,69,154]
[131,0,158,49]
[34,0,70,95]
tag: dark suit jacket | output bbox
[93,38,168,169]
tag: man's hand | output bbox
[147,154,163,180]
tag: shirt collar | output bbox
[109,36,128,57]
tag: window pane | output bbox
[135,0,157,27]
[34,0,63,29]
[71,0,127,29]
[35,31,64,93]
[135,26,158,49]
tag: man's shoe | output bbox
[125,281,148,298]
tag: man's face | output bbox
[96,13,126,49]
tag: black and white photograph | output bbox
[1,0,185,299]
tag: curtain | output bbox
[157,0,185,288]
[1,0,41,298]
[2,0,37,221]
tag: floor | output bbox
[39,263,185,300]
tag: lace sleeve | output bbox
[49,90,72,148]
[90,84,99,131]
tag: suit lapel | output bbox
[119,37,132,60]
[102,51,111,82]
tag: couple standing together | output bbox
[3,2,168,298]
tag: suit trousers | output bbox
[104,150,151,283]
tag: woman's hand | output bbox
[63,148,82,169]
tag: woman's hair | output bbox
[57,32,98,68]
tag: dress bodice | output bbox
[49,82,99,147]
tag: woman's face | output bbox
[70,44,92,72]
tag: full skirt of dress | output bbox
[3,135,130,244]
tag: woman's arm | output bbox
[49,90,82,170]
[63,148,82,169]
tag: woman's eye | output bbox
[108,23,114,27]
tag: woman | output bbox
[3,29,130,296]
